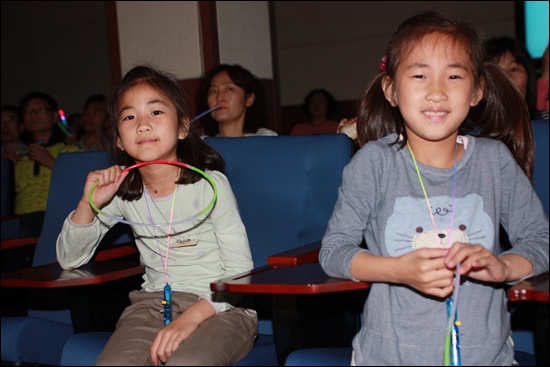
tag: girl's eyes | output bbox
[411,74,463,79]
[120,110,162,122]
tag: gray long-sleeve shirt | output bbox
[320,134,549,365]
[57,170,253,312]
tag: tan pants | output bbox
[95,290,258,366]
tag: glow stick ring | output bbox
[88,160,217,227]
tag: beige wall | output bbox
[217,1,272,79]
[274,1,517,106]
[1,1,517,118]
[116,1,202,79]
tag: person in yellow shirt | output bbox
[15,92,82,237]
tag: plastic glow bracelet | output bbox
[88,160,217,227]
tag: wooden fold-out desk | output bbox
[508,272,548,302]
[1,259,144,289]
[1,254,144,332]
[211,262,370,294]
[211,246,370,365]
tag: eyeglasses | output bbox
[23,107,51,115]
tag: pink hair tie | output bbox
[379,56,387,72]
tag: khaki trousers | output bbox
[95,290,258,366]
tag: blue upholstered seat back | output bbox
[205,134,354,267]
[30,150,134,322]
[33,151,112,267]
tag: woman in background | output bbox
[196,64,277,137]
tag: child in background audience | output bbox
[196,64,277,137]
[56,65,257,366]
[320,10,548,365]
[484,37,547,120]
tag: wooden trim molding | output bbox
[198,1,220,73]
[105,1,122,84]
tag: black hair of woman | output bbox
[196,64,267,136]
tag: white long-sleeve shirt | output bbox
[57,170,252,312]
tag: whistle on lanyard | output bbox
[161,283,172,326]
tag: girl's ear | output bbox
[116,137,124,151]
[245,92,255,107]
[381,75,398,107]
[179,117,190,140]
[470,81,485,107]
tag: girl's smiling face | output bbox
[116,84,186,163]
[383,33,483,144]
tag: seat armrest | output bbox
[267,240,321,266]
[1,259,144,288]
[1,237,39,251]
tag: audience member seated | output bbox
[290,88,340,135]
[1,105,27,163]
[15,92,82,237]
[77,94,107,151]
[195,64,277,137]
[484,37,548,120]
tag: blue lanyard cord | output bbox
[445,277,462,366]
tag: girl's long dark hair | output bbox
[356,10,534,179]
[105,65,225,200]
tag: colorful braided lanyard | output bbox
[407,141,461,366]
